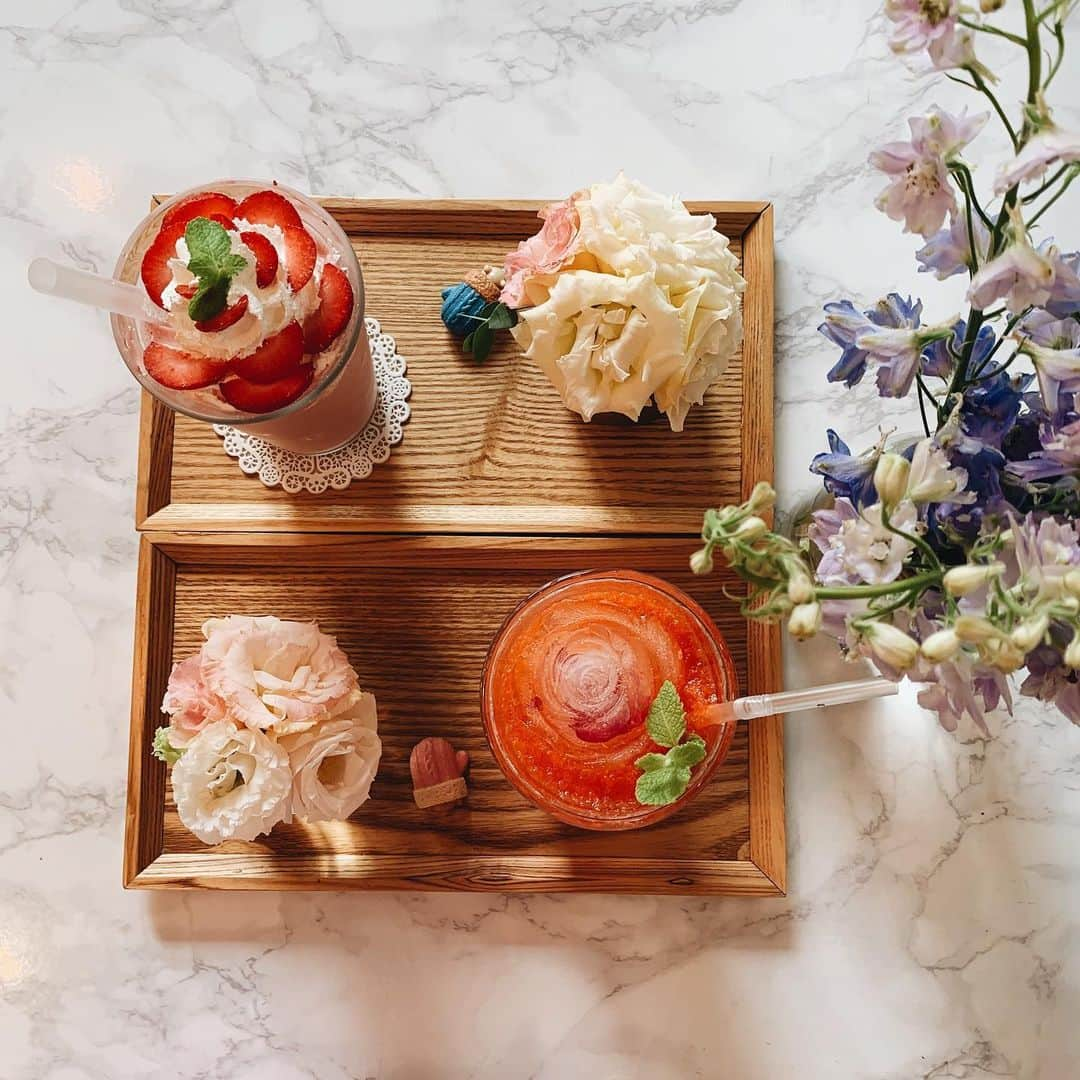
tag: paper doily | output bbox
[213,317,411,493]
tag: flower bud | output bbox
[953,614,1000,643]
[746,481,776,514]
[787,572,815,604]
[735,516,768,542]
[1065,633,1080,670]
[873,453,910,509]
[1010,614,1048,653]
[689,547,714,576]
[788,602,822,641]
[1061,569,1080,598]
[980,0,1005,11]
[983,638,1025,674]
[863,622,920,671]
[1058,595,1080,615]
[943,563,1003,598]
[921,628,960,662]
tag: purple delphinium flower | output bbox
[958,362,1033,449]
[1021,645,1080,725]
[920,320,994,380]
[968,205,1056,313]
[870,107,988,237]
[809,430,880,507]
[884,0,959,55]
[916,212,991,280]
[808,497,862,586]
[1019,331,1080,414]
[1045,250,1080,319]
[1008,417,1080,483]
[820,293,924,389]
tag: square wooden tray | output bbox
[125,533,783,894]
[125,195,782,894]
[136,199,774,535]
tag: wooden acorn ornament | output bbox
[410,737,470,808]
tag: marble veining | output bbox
[2,1,1079,1077]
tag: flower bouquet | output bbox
[441,174,746,431]
[694,0,1080,732]
[153,616,381,844]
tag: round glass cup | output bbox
[111,179,375,454]
[481,569,739,831]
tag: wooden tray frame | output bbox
[126,534,783,894]
[124,198,782,894]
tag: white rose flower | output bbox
[509,174,746,431]
[171,720,292,845]
[280,691,382,823]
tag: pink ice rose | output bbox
[500,194,582,309]
[199,616,359,733]
[162,654,228,747]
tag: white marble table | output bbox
[3,2,1079,1077]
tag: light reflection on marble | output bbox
[2,2,1079,1077]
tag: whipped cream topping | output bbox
[160,219,321,361]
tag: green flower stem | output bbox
[1023,163,1071,202]
[883,505,943,572]
[1022,0,1043,138]
[960,16,1028,48]
[968,309,1029,381]
[1027,167,1080,229]
[915,374,934,437]
[814,572,943,601]
[967,66,1020,151]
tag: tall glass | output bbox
[111,179,375,454]
[481,569,739,831]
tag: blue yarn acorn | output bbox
[440,264,517,362]
[440,265,505,336]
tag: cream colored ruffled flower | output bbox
[508,174,746,431]
[280,691,382,823]
[199,615,358,735]
[171,720,292,845]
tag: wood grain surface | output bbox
[125,534,783,894]
[137,200,769,535]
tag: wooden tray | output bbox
[125,534,783,894]
[136,199,773,535]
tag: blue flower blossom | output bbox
[919,320,995,380]
[809,430,880,507]
[820,293,925,392]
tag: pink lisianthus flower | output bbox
[199,616,359,733]
[162,654,228,747]
[994,126,1080,194]
[500,194,583,309]
[870,107,987,236]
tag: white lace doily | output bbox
[213,317,411,493]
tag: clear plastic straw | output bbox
[28,257,170,325]
[706,677,898,724]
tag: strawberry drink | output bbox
[112,181,373,454]
[481,570,739,831]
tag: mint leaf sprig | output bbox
[463,301,517,363]
[184,217,247,322]
[634,681,707,806]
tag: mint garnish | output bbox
[152,727,185,766]
[184,217,247,322]
[634,682,708,806]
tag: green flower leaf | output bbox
[646,680,685,748]
[152,727,184,766]
[635,764,693,806]
[470,323,495,362]
[487,302,516,331]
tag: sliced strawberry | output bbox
[143,341,226,390]
[236,188,302,230]
[303,263,355,353]
[175,283,198,300]
[220,365,314,413]
[161,191,238,230]
[240,230,279,288]
[230,322,304,383]
[140,220,186,309]
[209,212,236,229]
[195,294,249,333]
[281,226,316,292]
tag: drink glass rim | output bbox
[110,178,365,427]
[480,568,740,831]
